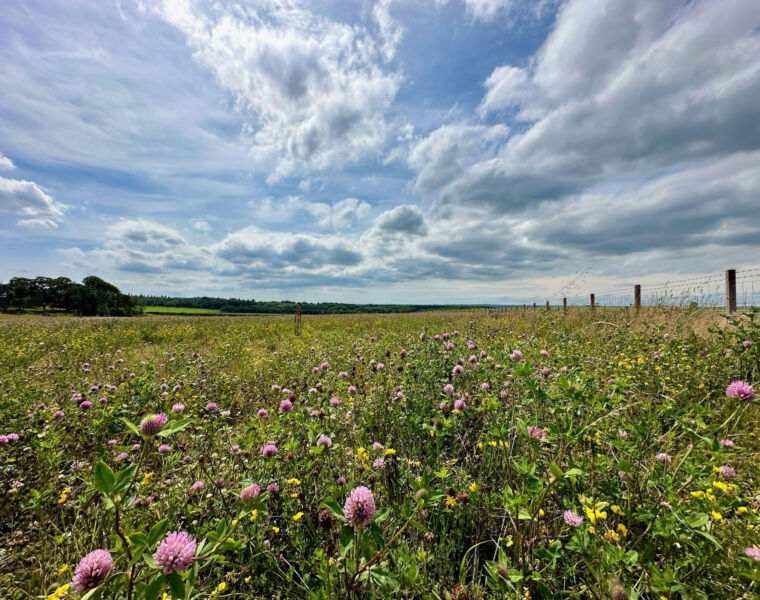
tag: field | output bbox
[142,307,223,315]
[1,308,759,599]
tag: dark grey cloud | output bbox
[524,152,760,256]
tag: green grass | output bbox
[142,305,222,314]
[1,308,759,599]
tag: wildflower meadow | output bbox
[1,308,760,599]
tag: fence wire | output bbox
[517,267,760,310]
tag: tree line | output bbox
[0,276,141,316]
[136,295,478,315]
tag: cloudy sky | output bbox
[1,0,759,304]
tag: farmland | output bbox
[142,306,223,315]
[1,308,759,599]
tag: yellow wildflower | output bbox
[738,506,748,515]
[249,509,258,521]
[611,505,625,516]
[446,495,457,507]
[57,565,68,575]
[711,511,723,521]
[57,487,71,504]
[287,478,301,486]
[603,530,620,543]
[384,448,396,456]
[272,526,280,534]
[293,512,304,521]
[47,584,70,600]
[690,491,705,499]
[617,523,628,538]
[585,507,607,524]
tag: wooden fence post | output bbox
[725,269,736,316]
[294,304,302,335]
[563,298,567,313]
[546,300,550,311]
[533,302,536,310]
[590,294,595,312]
[634,284,641,310]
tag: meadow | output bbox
[1,308,759,600]
[142,307,223,315]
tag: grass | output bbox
[1,307,759,599]
[142,306,222,315]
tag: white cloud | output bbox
[373,0,404,62]
[151,0,402,181]
[312,197,372,230]
[191,219,211,232]
[0,153,14,170]
[251,195,371,230]
[408,123,509,194]
[0,176,66,228]
[477,65,534,116]
[415,0,760,218]
[480,0,760,178]
[460,0,513,21]
[105,219,187,252]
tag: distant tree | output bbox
[0,282,9,312]
[0,275,140,316]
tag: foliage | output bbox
[0,276,141,316]
[135,294,486,315]
[1,308,759,599]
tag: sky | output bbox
[1,0,759,304]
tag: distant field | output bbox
[142,306,222,314]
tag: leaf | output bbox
[548,462,564,480]
[322,499,347,522]
[121,417,140,437]
[157,420,190,437]
[80,588,102,600]
[129,532,149,547]
[144,575,164,600]
[167,573,185,598]
[94,461,115,494]
[374,507,390,524]
[685,513,709,529]
[148,519,170,546]
[339,525,354,559]
[369,522,385,547]
[693,529,722,549]
[113,465,138,493]
[563,468,585,479]
[368,566,400,590]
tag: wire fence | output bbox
[517,267,760,313]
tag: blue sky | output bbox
[1,0,759,303]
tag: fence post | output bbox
[634,284,641,310]
[563,298,567,313]
[590,294,595,312]
[546,300,550,312]
[725,269,737,316]
[294,304,302,335]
